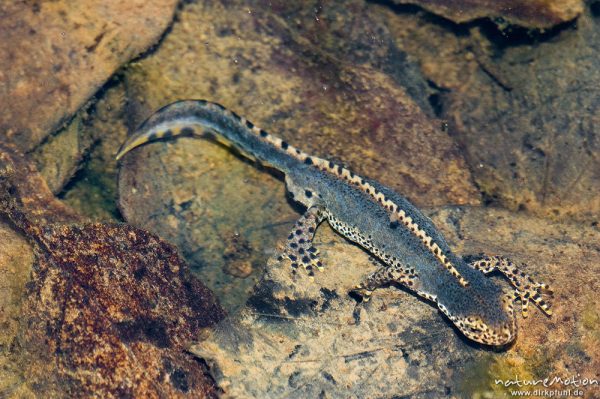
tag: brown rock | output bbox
[368,2,600,222]
[0,143,80,226]
[391,0,583,29]
[21,222,224,398]
[0,144,224,397]
[0,0,178,152]
[245,0,436,116]
[0,220,35,398]
[440,12,600,221]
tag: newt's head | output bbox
[435,273,517,346]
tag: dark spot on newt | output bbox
[181,127,194,136]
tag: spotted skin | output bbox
[116,100,553,346]
[353,263,419,302]
[278,205,325,276]
[467,255,552,318]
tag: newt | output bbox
[116,100,552,346]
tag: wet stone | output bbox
[440,10,600,222]
[390,0,584,29]
[366,1,600,222]
[0,144,224,398]
[0,0,178,152]
[18,222,225,398]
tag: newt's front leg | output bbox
[466,254,553,318]
[278,206,325,276]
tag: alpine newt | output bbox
[116,100,552,346]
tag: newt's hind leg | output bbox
[466,254,553,318]
[278,206,325,276]
[352,264,418,302]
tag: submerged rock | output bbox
[0,220,35,398]
[20,222,224,398]
[441,10,600,222]
[368,1,600,222]
[0,145,224,397]
[391,0,583,29]
[0,0,178,152]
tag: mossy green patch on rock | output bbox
[457,354,538,398]
[581,304,600,338]
[60,80,129,221]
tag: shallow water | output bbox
[1,1,599,398]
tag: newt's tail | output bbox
[116,100,306,173]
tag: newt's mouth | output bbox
[438,294,517,346]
